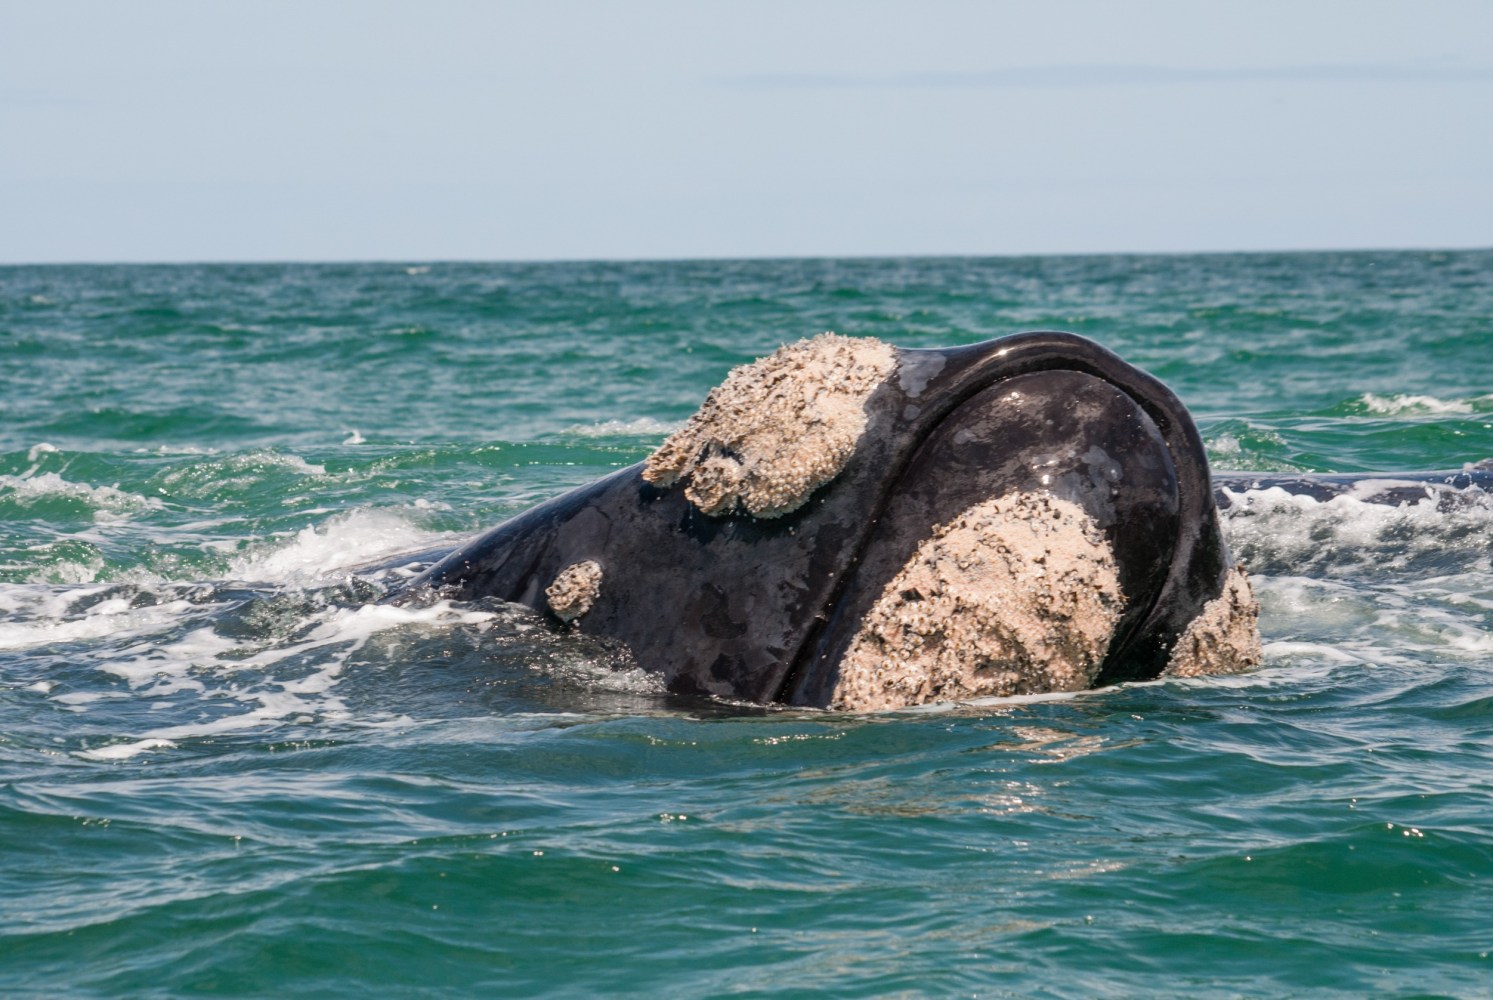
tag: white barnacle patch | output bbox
[642,333,896,518]
[1163,565,1262,677]
[833,492,1126,712]
[545,560,603,623]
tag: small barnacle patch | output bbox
[643,333,896,518]
[833,492,1126,711]
[1163,565,1262,677]
[545,560,603,623]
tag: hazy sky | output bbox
[2,1,1490,263]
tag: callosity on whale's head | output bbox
[396,332,1261,709]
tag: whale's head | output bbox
[406,332,1260,709]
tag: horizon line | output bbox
[2,243,1490,269]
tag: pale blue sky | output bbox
[2,0,1489,263]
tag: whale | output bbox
[389,331,1270,710]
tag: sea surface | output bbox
[2,252,1491,998]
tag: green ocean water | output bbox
[2,252,1492,997]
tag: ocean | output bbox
[2,252,1491,997]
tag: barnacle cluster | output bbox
[545,560,603,623]
[833,492,1126,711]
[1163,565,1261,676]
[643,333,896,518]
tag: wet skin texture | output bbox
[390,332,1257,707]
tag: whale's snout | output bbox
[395,332,1261,708]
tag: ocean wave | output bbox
[26,442,59,464]
[1202,421,1302,473]
[557,417,677,439]
[35,581,662,762]
[67,597,505,760]
[1220,485,1493,577]
[130,445,222,456]
[228,507,457,585]
[0,471,165,519]
[1252,573,1493,673]
[0,584,209,652]
[151,450,327,500]
[1355,392,1490,416]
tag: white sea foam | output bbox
[70,598,503,760]
[132,445,221,456]
[1220,485,1493,576]
[26,442,59,463]
[30,553,107,585]
[0,472,164,518]
[228,507,455,585]
[6,495,482,760]
[0,595,202,651]
[13,531,646,758]
[77,738,179,761]
[53,690,127,706]
[1246,568,1493,674]
[562,417,676,438]
[1357,392,1483,416]
[1214,487,1493,680]
[1207,433,1242,456]
[273,452,324,472]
